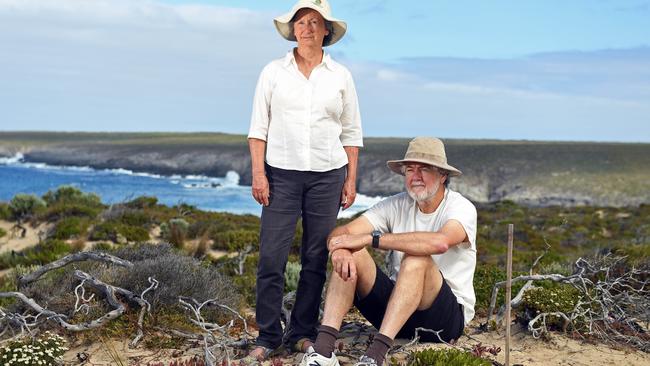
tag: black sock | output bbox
[365,332,393,365]
[313,325,339,357]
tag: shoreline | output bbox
[2,132,650,207]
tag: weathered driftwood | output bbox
[236,245,253,276]
[1,251,155,348]
[18,251,133,287]
[0,281,124,333]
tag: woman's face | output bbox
[292,8,329,47]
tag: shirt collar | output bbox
[283,49,335,71]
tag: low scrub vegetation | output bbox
[0,186,647,363]
[395,347,492,366]
[0,240,71,270]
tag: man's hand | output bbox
[340,178,356,210]
[328,233,370,252]
[331,248,357,281]
[251,174,269,206]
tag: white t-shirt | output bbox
[362,188,478,324]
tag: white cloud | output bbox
[376,68,410,81]
[0,0,285,132]
[0,0,648,142]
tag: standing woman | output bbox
[247,0,363,360]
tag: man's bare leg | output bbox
[379,254,443,338]
[320,248,377,328]
[312,248,376,357]
[358,255,443,364]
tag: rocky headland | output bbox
[1,132,649,207]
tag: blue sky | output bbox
[0,0,649,142]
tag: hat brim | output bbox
[386,159,462,177]
[274,6,347,47]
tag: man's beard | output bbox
[406,180,440,202]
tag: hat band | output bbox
[404,152,447,165]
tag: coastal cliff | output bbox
[1,132,649,207]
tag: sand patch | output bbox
[0,220,52,254]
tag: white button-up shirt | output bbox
[248,50,363,172]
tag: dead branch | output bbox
[130,277,159,347]
[178,296,253,366]
[18,251,133,287]
[281,290,296,333]
[236,245,253,276]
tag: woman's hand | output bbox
[340,177,356,210]
[328,233,369,252]
[251,173,270,206]
[331,248,357,281]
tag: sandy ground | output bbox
[1,219,648,365]
[0,220,51,254]
[57,321,650,366]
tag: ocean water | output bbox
[0,154,382,218]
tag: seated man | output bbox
[299,137,477,366]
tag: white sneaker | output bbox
[353,355,380,365]
[299,350,340,366]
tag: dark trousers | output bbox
[255,163,346,349]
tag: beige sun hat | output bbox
[386,137,463,177]
[274,0,347,47]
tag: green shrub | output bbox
[401,347,491,366]
[519,284,583,330]
[0,272,18,307]
[108,244,242,311]
[473,264,525,314]
[611,244,650,267]
[89,221,120,242]
[188,220,216,240]
[92,242,114,251]
[212,229,259,251]
[0,331,68,365]
[118,210,151,227]
[231,257,259,305]
[285,261,301,293]
[43,202,103,221]
[0,240,71,270]
[161,218,188,248]
[51,216,89,240]
[0,202,11,220]
[125,196,159,209]
[118,225,150,242]
[9,194,46,221]
[90,221,149,243]
[0,227,6,239]
[214,251,259,305]
[43,185,101,206]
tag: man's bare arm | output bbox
[329,219,469,256]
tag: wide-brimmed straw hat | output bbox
[274,0,347,47]
[386,137,462,177]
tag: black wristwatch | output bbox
[371,230,382,249]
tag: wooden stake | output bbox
[505,223,514,366]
